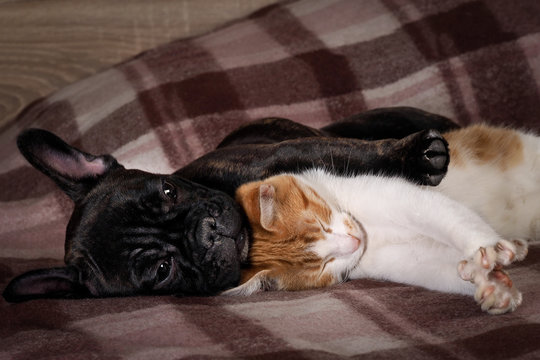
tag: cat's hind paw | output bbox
[458,240,528,315]
[475,269,522,315]
[496,239,528,266]
[457,246,497,282]
[458,240,528,280]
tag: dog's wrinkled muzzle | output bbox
[172,181,248,294]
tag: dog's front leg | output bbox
[177,129,449,196]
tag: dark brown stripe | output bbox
[462,1,540,129]
[381,0,475,126]
[395,1,540,128]
[457,324,540,359]
[332,287,468,359]
[337,29,429,88]
[252,5,365,121]
[177,297,312,359]
[403,2,515,61]
[135,39,250,148]
[76,100,152,155]
[117,0,540,129]
[176,72,244,118]
[0,166,56,201]
[462,40,540,130]
[436,61,473,126]
[488,0,540,35]
[123,40,247,169]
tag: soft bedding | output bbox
[1,0,540,358]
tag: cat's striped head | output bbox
[223,174,366,296]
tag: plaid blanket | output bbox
[2,0,540,358]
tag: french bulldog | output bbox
[3,107,457,302]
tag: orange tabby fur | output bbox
[236,176,336,290]
[444,125,524,170]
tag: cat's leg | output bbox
[352,239,477,295]
[408,196,529,314]
[356,232,527,314]
[457,239,527,314]
[347,177,529,314]
[414,205,529,314]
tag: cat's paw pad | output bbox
[476,246,498,270]
[459,242,526,314]
[495,239,528,266]
[457,246,496,283]
[458,259,476,282]
[475,269,522,315]
[513,239,529,260]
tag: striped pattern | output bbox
[2,0,540,358]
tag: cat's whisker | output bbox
[345,148,353,176]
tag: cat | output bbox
[437,124,540,241]
[222,124,535,314]
[222,141,530,314]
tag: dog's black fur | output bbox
[3,107,458,302]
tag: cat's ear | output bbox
[17,129,122,203]
[259,184,277,231]
[221,270,277,296]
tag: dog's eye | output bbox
[156,260,172,284]
[162,181,177,201]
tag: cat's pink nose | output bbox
[334,234,361,256]
[348,234,362,252]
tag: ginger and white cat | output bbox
[439,125,540,241]
[224,124,534,315]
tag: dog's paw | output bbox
[404,129,449,186]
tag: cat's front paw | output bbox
[401,129,449,186]
[457,240,528,314]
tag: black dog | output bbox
[3,107,457,302]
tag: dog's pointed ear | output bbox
[221,269,277,296]
[2,267,90,302]
[17,129,122,202]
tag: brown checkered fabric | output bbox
[2,0,540,358]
